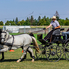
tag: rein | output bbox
[3,35,22,47]
[11,35,14,46]
[31,28,46,33]
[67,28,69,32]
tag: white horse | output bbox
[0,30,39,62]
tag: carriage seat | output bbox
[53,34,62,37]
[51,28,64,42]
[52,34,62,41]
[37,28,64,44]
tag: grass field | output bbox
[0,26,69,69]
[0,33,69,69]
[0,49,69,69]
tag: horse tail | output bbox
[31,36,39,52]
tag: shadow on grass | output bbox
[0,59,18,62]
[35,57,66,62]
[0,58,67,62]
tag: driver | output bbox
[44,16,60,41]
[62,28,69,40]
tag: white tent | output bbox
[3,26,31,33]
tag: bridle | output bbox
[0,31,15,48]
[1,31,7,42]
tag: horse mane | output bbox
[29,33,34,37]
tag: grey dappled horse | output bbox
[0,30,39,62]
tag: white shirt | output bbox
[50,20,60,29]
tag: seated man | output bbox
[62,28,69,40]
[44,16,60,41]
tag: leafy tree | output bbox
[33,19,38,26]
[13,19,15,22]
[54,11,60,20]
[23,17,31,25]
[38,16,41,21]
[58,19,65,25]
[0,21,3,25]
[45,17,51,25]
[1,15,69,26]
[17,20,25,25]
[64,20,69,25]
[65,18,69,20]
[24,19,31,25]
[38,19,46,25]
[43,16,46,21]
[5,21,16,25]
[30,15,34,25]
[15,17,18,25]
[26,17,30,21]
[17,21,21,25]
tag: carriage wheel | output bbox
[64,42,69,60]
[35,45,46,60]
[45,45,61,62]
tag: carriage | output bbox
[0,28,69,62]
[35,28,69,62]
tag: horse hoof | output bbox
[17,60,20,62]
[17,59,21,62]
[32,59,34,62]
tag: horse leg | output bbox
[1,52,4,61]
[21,46,27,60]
[17,46,28,62]
[0,45,4,60]
[27,47,35,62]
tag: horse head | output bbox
[1,30,10,43]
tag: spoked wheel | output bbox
[35,45,46,60]
[64,42,69,60]
[45,45,61,62]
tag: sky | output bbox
[0,0,69,23]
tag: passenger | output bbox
[62,28,69,40]
[44,16,60,41]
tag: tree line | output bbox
[0,11,69,26]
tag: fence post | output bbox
[24,26,25,33]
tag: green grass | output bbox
[0,33,69,69]
[0,48,69,69]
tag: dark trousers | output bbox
[44,29,60,40]
[44,30,54,40]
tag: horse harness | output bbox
[6,35,14,50]
[1,32,23,49]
